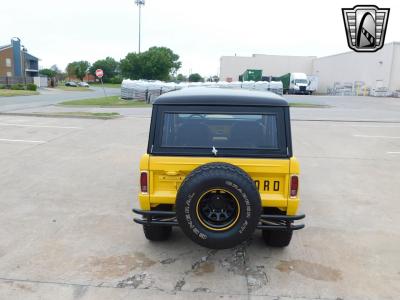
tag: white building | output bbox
[220,42,400,94]
[220,54,316,81]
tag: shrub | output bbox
[0,84,6,89]
[10,84,25,90]
[26,83,37,91]
[110,76,123,84]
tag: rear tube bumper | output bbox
[257,213,305,230]
[132,208,305,231]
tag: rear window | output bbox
[161,113,279,149]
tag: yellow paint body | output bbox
[138,154,300,216]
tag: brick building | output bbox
[0,38,39,78]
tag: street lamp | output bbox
[135,0,145,53]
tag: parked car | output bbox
[65,81,78,87]
[78,82,90,88]
[132,88,305,249]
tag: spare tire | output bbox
[176,162,261,249]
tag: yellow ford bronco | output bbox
[133,88,305,249]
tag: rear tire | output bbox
[143,224,172,241]
[262,229,293,247]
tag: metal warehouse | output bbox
[220,42,400,94]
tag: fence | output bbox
[0,76,34,86]
[33,76,48,88]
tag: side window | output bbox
[6,58,12,67]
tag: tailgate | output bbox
[148,156,290,208]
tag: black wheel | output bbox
[143,224,172,241]
[262,230,293,247]
[142,205,173,241]
[176,162,261,249]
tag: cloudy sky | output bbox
[1,0,398,77]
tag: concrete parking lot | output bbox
[0,96,399,299]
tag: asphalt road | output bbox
[0,87,120,113]
[8,94,400,123]
[0,95,399,299]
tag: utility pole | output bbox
[135,0,145,53]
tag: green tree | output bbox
[74,61,90,81]
[39,68,57,78]
[120,47,181,81]
[49,65,66,81]
[66,61,90,81]
[89,57,119,83]
[66,62,77,79]
[188,73,203,82]
[209,75,219,82]
[176,74,187,82]
[50,64,61,73]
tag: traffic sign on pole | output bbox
[96,69,104,78]
[95,69,107,98]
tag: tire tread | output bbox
[262,230,293,247]
[143,224,172,241]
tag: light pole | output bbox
[135,0,145,53]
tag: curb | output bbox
[0,112,121,120]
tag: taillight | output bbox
[140,172,148,193]
[290,175,299,197]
